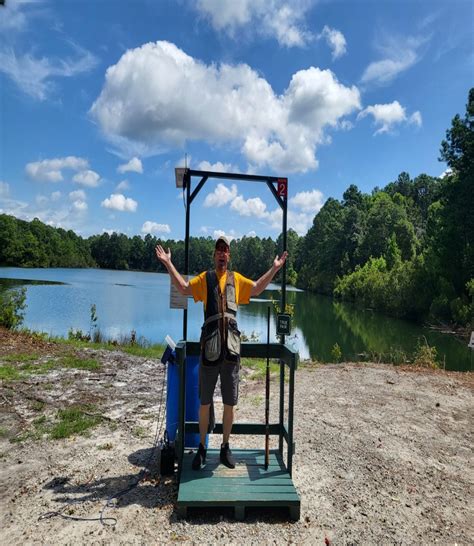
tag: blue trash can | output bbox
[166,354,204,448]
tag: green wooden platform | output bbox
[177,448,300,520]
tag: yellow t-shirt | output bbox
[189,270,254,309]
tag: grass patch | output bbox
[50,407,102,439]
[58,355,100,371]
[2,353,40,363]
[31,400,46,412]
[249,394,263,407]
[362,348,409,365]
[133,426,148,438]
[0,354,100,381]
[0,427,8,438]
[51,336,114,351]
[242,357,280,380]
[8,407,103,443]
[51,333,165,358]
[121,344,165,359]
[0,364,22,380]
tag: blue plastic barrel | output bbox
[166,355,204,448]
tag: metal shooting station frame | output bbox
[173,168,300,520]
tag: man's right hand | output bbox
[155,245,171,266]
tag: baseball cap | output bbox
[215,235,230,249]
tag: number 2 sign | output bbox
[277,178,287,197]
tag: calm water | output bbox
[0,267,471,371]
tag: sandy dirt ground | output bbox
[0,328,473,545]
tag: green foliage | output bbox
[0,214,95,268]
[331,343,342,362]
[120,343,166,358]
[301,88,473,327]
[271,296,295,317]
[0,287,27,329]
[412,338,439,369]
[68,328,91,342]
[242,358,280,380]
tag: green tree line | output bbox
[1,89,472,328]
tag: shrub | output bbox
[331,342,342,362]
[412,338,439,369]
[0,287,27,330]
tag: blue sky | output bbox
[0,0,472,242]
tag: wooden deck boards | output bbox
[177,449,300,520]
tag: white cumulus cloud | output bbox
[51,191,61,201]
[141,221,171,234]
[25,156,89,182]
[72,170,101,187]
[197,160,239,173]
[71,200,88,212]
[289,189,324,214]
[194,0,313,47]
[101,193,137,212]
[90,41,360,173]
[230,195,269,218]
[69,189,86,201]
[213,229,236,242]
[358,101,422,135]
[204,183,238,207]
[319,26,347,59]
[117,157,143,174]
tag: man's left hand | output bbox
[273,251,288,270]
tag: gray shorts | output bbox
[199,359,240,406]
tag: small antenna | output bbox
[185,153,188,169]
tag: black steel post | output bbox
[279,188,288,455]
[183,171,191,340]
[281,192,287,335]
[265,306,270,470]
[288,357,295,476]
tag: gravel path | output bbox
[0,335,472,545]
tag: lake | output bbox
[0,267,471,371]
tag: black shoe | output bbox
[192,443,206,470]
[220,442,235,469]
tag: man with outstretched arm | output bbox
[155,235,288,470]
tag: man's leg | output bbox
[219,361,239,468]
[193,363,218,470]
[222,403,234,444]
[199,403,210,445]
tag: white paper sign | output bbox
[170,276,188,309]
[469,331,474,349]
